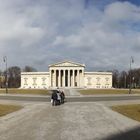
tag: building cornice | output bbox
[85,72,112,75]
[21,72,49,75]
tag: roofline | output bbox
[21,72,49,75]
[85,72,112,75]
[49,60,85,67]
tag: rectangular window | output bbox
[96,77,101,85]
[33,78,37,85]
[42,78,46,85]
[24,78,28,85]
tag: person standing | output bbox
[60,90,65,104]
[51,90,58,106]
[56,90,61,105]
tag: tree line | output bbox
[0,66,37,88]
[0,66,140,88]
[113,68,140,88]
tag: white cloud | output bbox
[0,0,140,71]
[50,1,140,71]
[104,1,140,22]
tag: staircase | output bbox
[64,89,81,96]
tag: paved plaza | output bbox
[0,100,140,140]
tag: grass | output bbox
[1,88,140,95]
[112,104,140,122]
[79,89,140,95]
[0,88,51,95]
[0,104,22,117]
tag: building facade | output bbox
[21,61,112,89]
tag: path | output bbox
[0,89,140,140]
[0,101,139,140]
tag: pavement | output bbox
[0,101,140,140]
[0,89,140,140]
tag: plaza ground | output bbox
[0,89,140,140]
[0,100,140,140]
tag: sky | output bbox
[0,0,140,71]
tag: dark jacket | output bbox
[60,91,65,99]
[51,91,58,100]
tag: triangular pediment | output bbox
[49,61,85,67]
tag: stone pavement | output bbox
[0,101,140,140]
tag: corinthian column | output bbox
[81,70,84,87]
[68,70,70,87]
[72,70,75,87]
[63,70,65,87]
[54,70,56,87]
[49,69,52,87]
[58,70,61,87]
[77,70,80,87]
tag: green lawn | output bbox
[1,88,140,95]
[112,104,140,122]
[0,104,22,117]
[79,89,140,95]
[0,88,51,95]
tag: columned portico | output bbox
[49,69,84,88]
[49,61,85,88]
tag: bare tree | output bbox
[23,66,37,72]
[6,66,21,88]
[0,70,5,88]
[112,69,119,88]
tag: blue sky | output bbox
[87,0,140,5]
[120,0,140,5]
[0,0,140,71]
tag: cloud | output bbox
[0,0,140,71]
[51,1,140,71]
[104,1,140,23]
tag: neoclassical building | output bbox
[21,61,112,89]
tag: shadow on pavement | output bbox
[103,126,140,140]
